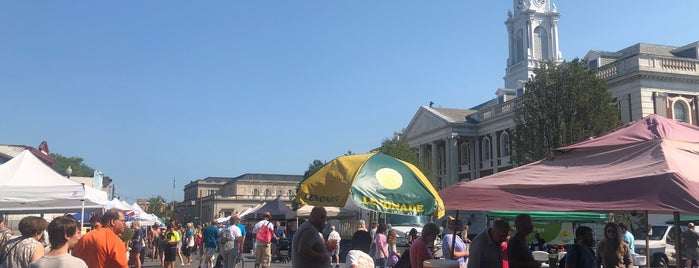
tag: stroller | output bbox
[276,238,290,263]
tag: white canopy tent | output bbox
[0,150,109,214]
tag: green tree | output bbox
[147,196,172,219]
[512,59,621,165]
[303,159,326,179]
[50,153,96,177]
[377,136,437,188]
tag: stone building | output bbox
[400,0,699,234]
[177,173,302,224]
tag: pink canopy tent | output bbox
[439,114,699,213]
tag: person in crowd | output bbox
[0,216,47,268]
[408,228,419,245]
[346,229,374,268]
[327,225,341,267]
[183,222,195,266]
[201,220,220,268]
[129,221,145,268]
[410,222,440,268]
[357,220,368,232]
[164,222,181,268]
[467,219,510,268]
[462,225,472,243]
[88,215,102,231]
[175,222,186,267]
[508,214,541,268]
[682,222,699,268]
[157,226,167,266]
[292,206,330,268]
[270,221,282,263]
[617,223,635,256]
[443,219,469,268]
[224,216,244,268]
[252,212,276,268]
[0,215,11,246]
[595,222,632,268]
[387,229,401,267]
[502,234,510,268]
[150,222,161,261]
[374,223,389,268]
[369,221,378,258]
[28,216,86,268]
[531,233,546,251]
[562,225,595,268]
[72,208,128,268]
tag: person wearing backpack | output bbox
[220,216,243,268]
[561,226,595,268]
[252,212,277,268]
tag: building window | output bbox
[276,190,282,197]
[287,190,293,196]
[500,132,511,157]
[516,29,524,62]
[207,190,216,196]
[534,26,549,60]
[265,189,271,196]
[459,142,470,166]
[673,100,690,123]
[252,189,259,196]
[482,137,491,160]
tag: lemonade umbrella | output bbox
[294,152,445,218]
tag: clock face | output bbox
[534,0,546,7]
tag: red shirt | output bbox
[501,241,509,268]
[410,237,434,268]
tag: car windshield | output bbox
[386,214,428,227]
[635,225,668,240]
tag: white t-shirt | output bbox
[328,230,341,242]
[345,250,374,268]
[223,225,243,251]
[29,253,88,268]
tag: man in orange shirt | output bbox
[73,208,128,268]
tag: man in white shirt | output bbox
[327,226,341,267]
[222,216,243,268]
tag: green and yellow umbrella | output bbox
[294,152,445,218]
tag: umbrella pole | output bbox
[81,183,86,232]
[674,211,682,267]
[645,210,650,268]
[451,210,459,260]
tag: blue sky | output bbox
[2,1,698,203]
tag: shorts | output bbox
[182,246,191,257]
[686,247,699,260]
[204,247,217,261]
[255,243,271,266]
[165,247,178,261]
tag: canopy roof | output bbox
[243,197,292,220]
[487,211,610,222]
[0,150,108,212]
[439,115,699,213]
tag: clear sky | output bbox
[3,1,698,203]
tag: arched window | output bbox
[674,100,689,123]
[276,190,282,197]
[287,190,293,196]
[252,189,259,196]
[265,189,271,196]
[459,142,470,166]
[482,137,491,161]
[501,132,511,157]
[534,26,549,60]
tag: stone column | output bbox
[431,141,440,188]
[447,134,459,186]
[471,137,480,180]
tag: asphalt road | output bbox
[141,252,296,268]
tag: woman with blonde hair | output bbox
[358,220,368,232]
[595,222,632,268]
[386,229,401,267]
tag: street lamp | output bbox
[66,166,73,178]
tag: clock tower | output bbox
[503,0,562,90]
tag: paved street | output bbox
[142,252,294,268]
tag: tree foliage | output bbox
[303,159,326,180]
[512,59,621,165]
[377,136,436,188]
[50,153,96,177]
[147,196,172,220]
